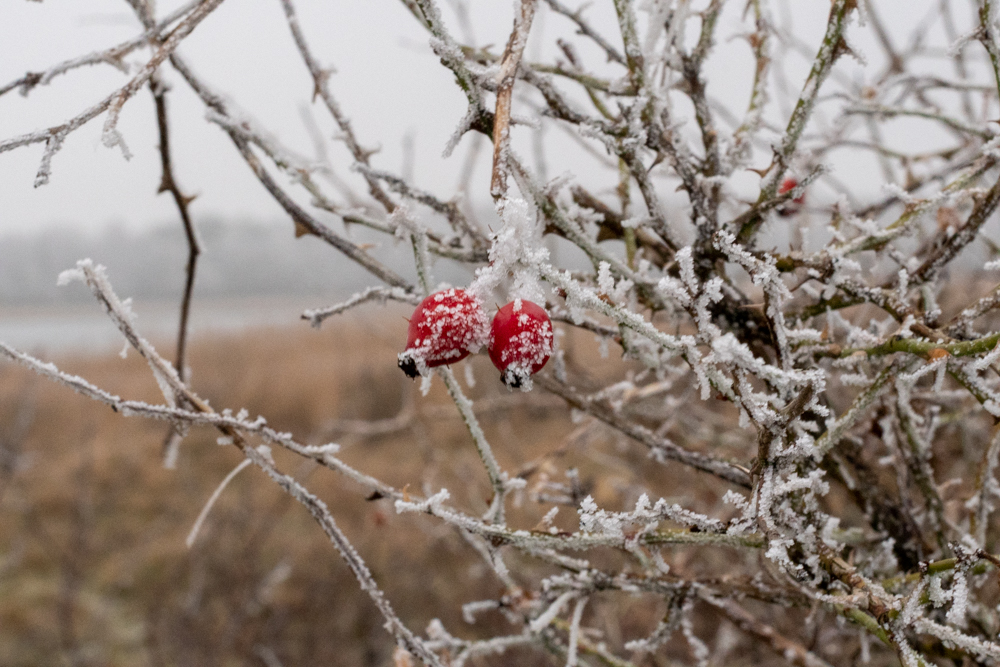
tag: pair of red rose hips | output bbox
[398,289,553,388]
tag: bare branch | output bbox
[491,0,538,203]
[0,0,228,182]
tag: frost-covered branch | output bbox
[0,0,228,182]
[302,287,421,329]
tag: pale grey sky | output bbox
[0,1,976,237]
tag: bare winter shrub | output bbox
[8,0,1000,665]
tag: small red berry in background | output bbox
[398,288,489,378]
[777,177,805,217]
[489,299,553,389]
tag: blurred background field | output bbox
[0,310,756,666]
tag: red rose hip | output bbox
[777,177,805,217]
[489,299,553,388]
[398,288,489,378]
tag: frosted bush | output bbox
[8,0,1000,664]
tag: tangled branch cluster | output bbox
[8,0,1000,664]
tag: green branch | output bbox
[844,331,1000,359]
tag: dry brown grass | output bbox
[0,310,752,666]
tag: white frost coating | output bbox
[900,579,928,626]
[971,339,1000,372]
[206,107,318,176]
[597,261,614,296]
[928,574,949,608]
[894,632,924,667]
[680,595,710,667]
[914,618,1000,660]
[462,599,500,624]
[565,596,587,667]
[722,489,750,511]
[442,106,480,158]
[100,116,133,161]
[529,590,577,632]
[540,506,559,529]
[57,266,86,286]
[395,487,452,515]
[945,570,969,628]
[624,598,683,653]
[303,286,420,328]
[59,260,187,408]
[470,196,548,306]
[577,493,724,540]
[298,443,341,456]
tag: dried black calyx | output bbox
[500,369,523,389]
[398,357,419,379]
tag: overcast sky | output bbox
[0,1,976,238]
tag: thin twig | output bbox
[491,0,538,203]
[278,0,398,213]
[0,0,228,186]
[0,0,201,99]
[535,374,752,488]
[150,76,200,383]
